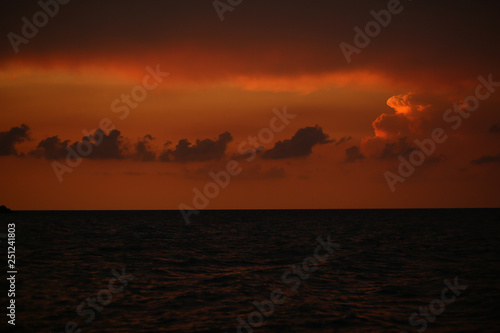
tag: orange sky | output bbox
[1,0,499,210]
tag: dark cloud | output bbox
[262,125,332,159]
[345,145,365,163]
[133,135,156,161]
[378,137,417,160]
[335,136,352,146]
[490,124,500,133]
[80,129,125,159]
[31,129,126,160]
[0,124,30,156]
[471,153,500,165]
[160,132,233,162]
[26,127,234,162]
[29,136,69,159]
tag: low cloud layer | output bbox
[262,126,332,159]
[2,125,341,163]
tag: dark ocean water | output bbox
[1,209,499,332]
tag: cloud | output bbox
[262,125,332,159]
[371,112,411,140]
[79,129,125,159]
[386,93,429,116]
[28,128,233,162]
[2,1,498,94]
[490,124,500,133]
[371,93,432,140]
[378,137,417,160]
[31,129,126,160]
[335,136,352,146]
[471,153,500,165]
[344,145,365,163]
[30,136,70,159]
[426,154,446,164]
[361,93,448,159]
[0,124,30,156]
[133,135,156,161]
[159,132,233,162]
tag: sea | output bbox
[1,209,499,332]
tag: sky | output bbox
[1,0,499,210]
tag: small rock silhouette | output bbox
[0,205,12,213]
